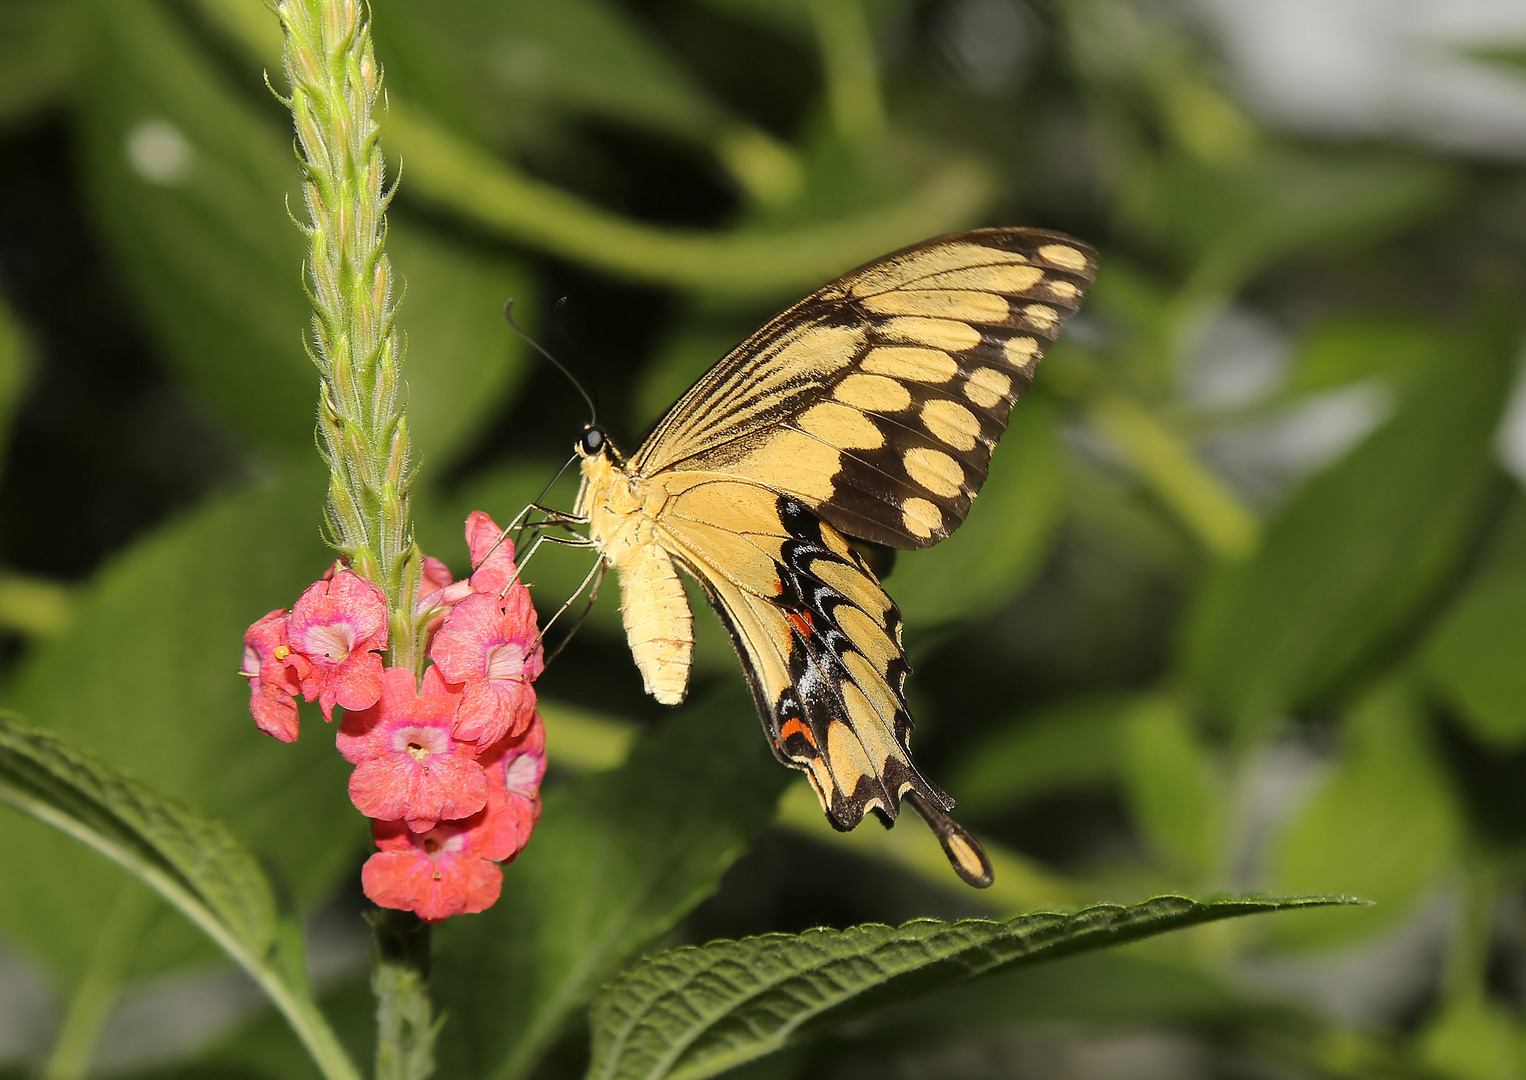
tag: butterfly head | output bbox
[575,423,622,463]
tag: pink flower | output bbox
[416,555,473,615]
[429,590,544,744]
[362,812,505,921]
[464,511,520,597]
[288,569,388,721]
[418,556,454,606]
[475,713,546,862]
[241,609,309,743]
[337,666,488,831]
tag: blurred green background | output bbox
[4,0,1526,1077]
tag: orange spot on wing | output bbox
[786,610,815,637]
[780,718,816,748]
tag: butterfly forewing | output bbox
[633,228,1097,548]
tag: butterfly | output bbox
[567,228,1096,888]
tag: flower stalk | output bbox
[276,0,425,671]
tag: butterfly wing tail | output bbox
[904,789,994,889]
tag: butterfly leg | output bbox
[538,551,605,638]
[541,560,608,666]
[500,529,594,598]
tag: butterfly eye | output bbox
[577,425,605,457]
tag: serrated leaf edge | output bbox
[588,894,1357,1080]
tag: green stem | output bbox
[1088,393,1259,561]
[276,0,425,670]
[41,886,154,1080]
[811,0,886,149]
[371,910,439,1080]
[385,102,990,295]
[1440,860,1497,1008]
[0,290,30,479]
[0,572,72,637]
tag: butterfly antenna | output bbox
[551,296,601,423]
[504,299,598,425]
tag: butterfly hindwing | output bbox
[634,228,1097,548]
[656,481,935,823]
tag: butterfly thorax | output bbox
[574,448,655,566]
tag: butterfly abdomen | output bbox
[616,543,694,706]
[580,451,697,706]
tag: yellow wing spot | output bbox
[810,559,894,621]
[1003,336,1039,367]
[826,720,880,793]
[1023,304,1059,330]
[839,680,890,738]
[1047,279,1079,300]
[837,605,899,669]
[817,519,854,559]
[920,264,1045,294]
[861,346,957,383]
[748,429,841,502]
[901,497,943,539]
[903,446,964,498]
[852,242,1031,294]
[879,316,980,352]
[964,367,1012,408]
[842,650,900,731]
[1037,243,1089,271]
[921,399,981,452]
[798,400,884,450]
[771,324,864,374]
[862,290,1010,324]
[945,831,989,883]
[834,373,912,413]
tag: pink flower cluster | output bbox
[241,512,545,921]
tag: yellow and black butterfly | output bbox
[567,228,1095,888]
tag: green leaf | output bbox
[893,397,1066,628]
[1268,680,1460,949]
[862,949,1248,1035]
[77,0,313,455]
[0,0,80,125]
[586,893,1356,1080]
[1422,502,1526,748]
[1284,313,1448,398]
[1153,147,1455,292]
[431,686,792,1080]
[944,695,1127,818]
[1418,995,1522,1080]
[0,715,364,1080]
[0,469,355,981]
[76,0,530,464]
[1118,697,1223,878]
[0,711,275,960]
[370,0,729,148]
[1182,306,1516,730]
[1425,570,1526,749]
